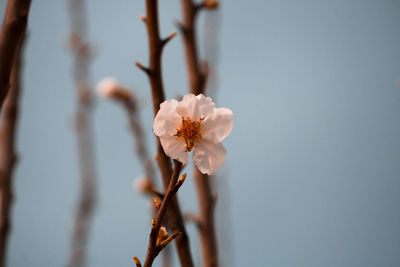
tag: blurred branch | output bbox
[0,0,31,116]
[0,31,26,267]
[122,99,157,187]
[139,161,185,267]
[136,1,194,266]
[193,171,218,267]
[179,1,220,266]
[67,1,97,267]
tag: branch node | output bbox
[161,32,177,47]
[139,15,147,24]
[135,62,151,75]
[158,232,182,250]
[174,20,188,34]
[184,213,201,228]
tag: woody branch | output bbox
[0,0,31,115]
[179,0,219,266]
[135,0,194,266]
[0,31,26,267]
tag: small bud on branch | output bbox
[133,256,142,267]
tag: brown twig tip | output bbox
[204,0,219,9]
[162,32,177,46]
[159,232,182,250]
[133,256,142,267]
[135,62,151,75]
[175,173,187,188]
[151,218,156,230]
[152,196,161,209]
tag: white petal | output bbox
[176,94,215,121]
[194,139,227,175]
[159,134,188,164]
[153,99,181,136]
[201,108,233,143]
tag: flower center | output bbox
[175,116,204,152]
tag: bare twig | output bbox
[136,161,186,267]
[121,99,157,186]
[179,0,211,95]
[179,1,220,266]
[0,30,26,267]
[0,0,31,115]
[67,1,97,267]
[137,1,194,266]
[193,171,218,267]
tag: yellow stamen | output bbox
[175,116,204,152]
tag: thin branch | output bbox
[135,62,151,75]
[0,0,31,115]
[161,32,177,48]
[179,0,209,95]
[67,1,97,267]
[139,1,194,266]
[193,171,218,267]
[122,99,157,186]
[0,30,26,267]
[179,0,220,266]
[139,161,186,267]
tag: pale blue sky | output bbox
[1,0,400,266]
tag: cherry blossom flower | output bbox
[153,94,233,175]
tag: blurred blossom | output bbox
[96,77,119,98]
[133,176,153,194]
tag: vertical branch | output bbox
[179,1,219,267]
[0,32,26,267]
[67,1,97,266]
[136,1,194,266]
[193,171,218,267]
[0,0,31,115]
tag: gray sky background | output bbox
[1,0,400,266]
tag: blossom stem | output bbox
[179,1,220,266]
[0,0,31,115]
[0,30,26,267]
[139,1,194,266]
[141,160,185,267]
